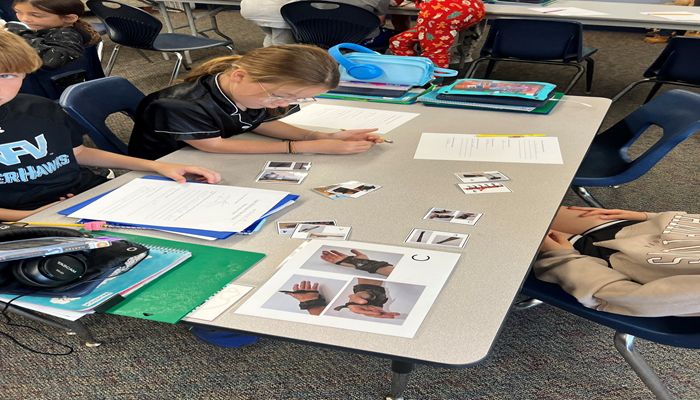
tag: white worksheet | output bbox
[188,284,253,321]
[280,103,419,134]
[236,240,460,338]
[68,178,291,232]
[641,11,700,21]
[530,7,607,16]
[414,133,563,164]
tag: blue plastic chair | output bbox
[518,273,700,399]
[572,89,700,208]
[0,0,17,21]
[281,1,380,49]
[465,18,597,94]
[59,76,144,155]
[613,37,700,103]
[86,0,234,85]
[19,45,105,100]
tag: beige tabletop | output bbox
[30,96,611,366]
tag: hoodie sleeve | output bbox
[24,28,85,69]
[535,249,700,317]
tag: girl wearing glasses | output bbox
[129,44,384,160]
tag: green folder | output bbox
[99,232,265,324]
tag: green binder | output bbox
[100,232,265,324]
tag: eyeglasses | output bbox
[256,80,317,105]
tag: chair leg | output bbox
[613,332,675,400]
[572,185,605,208]
[563,64,586,94]
[225,44,236,55]
[464,58,486,78]
[513,297,544,310]
[105,44,121,76]
[208,6,235,44]
[169,52,184,85]
[136,49,153,63]
[585,57,595,94]
[643,82,664,104]
[96,41,104,62]
[611,79,652,103]
[484,60,497,79]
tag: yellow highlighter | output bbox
[476,134,547,138]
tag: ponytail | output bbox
[185,55,243,82]
[73,19,101,46]
[184,45,340,89]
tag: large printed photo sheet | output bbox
[236,240,460,338]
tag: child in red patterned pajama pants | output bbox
[389,0,485,68]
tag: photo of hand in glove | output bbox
[327,278,425,325]
[262,275,346,316]
[300,245,405,278]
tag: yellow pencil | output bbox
[6,221,85,228]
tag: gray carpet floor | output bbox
[1,9,699,400]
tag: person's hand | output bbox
[566,206,647,221]
[540,230,574,252]
[320,249,368,265]
[57,193,75,202]
[328,128,384,143]
[151,162,221,184]
[285,281,321,302]
[347,304,400,319]
[299,139,375,154]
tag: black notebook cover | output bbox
[435,90,555,107]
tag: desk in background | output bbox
[30,96,611,398]
[153,0,700,43]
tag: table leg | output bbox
[385,360,414,400]
[4,304,101,347]
[155,1,171,61]
[182,2,197,64]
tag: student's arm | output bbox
[186,132,377,155]
[73,146,221,183]
[0,202,61,222]
[254,120,382,142]
[536,249,700,317]
[243,120,381,154]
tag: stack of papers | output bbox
[319,81,435,105]
[59,176,299,240]
[419,79,562,114]
[414,133,564,164]
[280,104,420,134]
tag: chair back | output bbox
[281,1,380,49]
[574,89,700,186]
[59,76,144,155]
[86,0,161,50]
[19,45,105,100]
[644,36,700,84]
[480,18,584,62]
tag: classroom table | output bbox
[29,96,611,399]
[153,0,700,41]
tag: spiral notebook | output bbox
[104,232,265,323]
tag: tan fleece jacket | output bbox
[535,212,700,317]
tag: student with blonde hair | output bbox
[0,31,220,221]
[129,44,384,160]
